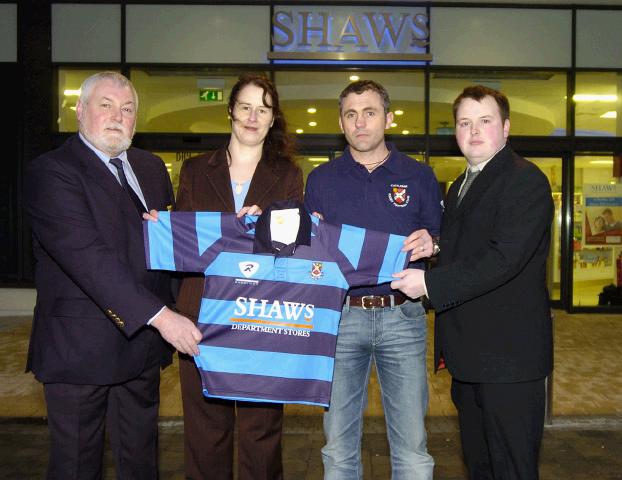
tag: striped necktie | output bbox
[457,168,480,206]
[109,158,146,215]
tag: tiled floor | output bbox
[1,311,621,478]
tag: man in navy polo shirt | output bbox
[305,80,442,479]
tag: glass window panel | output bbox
[52,4,121,63]
[574,72,622,137]
[576,10,622,69]
[430,70,567,136]
[0,4,17,62]
[572,155,622,307]
[431,8,571,68]
[57,68,119,133]
[529,157,563,302]
[126,5,269,64]
[131,68,268,133]
[275,71,425,135]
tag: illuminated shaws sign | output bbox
[269,6,431,63]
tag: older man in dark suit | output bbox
[25,71,201,479]
[393,85,554,480]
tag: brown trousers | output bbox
[179,352,284,480]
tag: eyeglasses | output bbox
[233,102,272,119]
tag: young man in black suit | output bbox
[393,85,554,479]
[25,72,201,479]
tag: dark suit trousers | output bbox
[451,377,546,480]
[43,355,161,480]
[179,352,284,480]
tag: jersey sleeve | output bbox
[144,211,226,274]
[318,220,409,288]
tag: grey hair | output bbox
[79,72,138,110]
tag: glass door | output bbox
[572,155,622,308]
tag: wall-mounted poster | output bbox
[583,184,622,245]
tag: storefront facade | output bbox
[3,1,622,311]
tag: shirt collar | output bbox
[342,142,400,174]
[467,142,506,173]
[79,132,128,164]
[253,200,312,257]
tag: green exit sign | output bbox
[199,88,223,102]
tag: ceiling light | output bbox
[573,94,617,102]
[307,107,317,114]
[296,128,304,134]
[308,121,317,127]
[349,75,360,81]
[64,89,81,96]
[590,160,613,165]
[69,106,76,111]
[308,157,329,162]
[165,163,172,167]
[401,130,410,135]
[600,111,617,119]
[390,123,397,128]
[394,110,404,116]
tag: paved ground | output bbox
[1,311,622,478]
[1,416,621,479]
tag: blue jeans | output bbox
[322,299,434,480]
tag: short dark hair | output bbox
[228,74,295,165]
[339,80,390,114]
[452,85,510,123]
[602,208,613,216]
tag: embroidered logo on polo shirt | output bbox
[310,262,324,280]
[388,184,410,207]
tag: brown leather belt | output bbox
[347,294,413,309]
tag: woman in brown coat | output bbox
[175,75,303,479]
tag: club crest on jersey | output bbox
[388,184,410,207]
[310,262,323,280]
[239,261,259,278]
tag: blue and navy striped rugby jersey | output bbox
[144,210,409,407]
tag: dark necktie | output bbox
[457,168,480,206]
[109,158,146,215]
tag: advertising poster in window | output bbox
[583,184,622,245]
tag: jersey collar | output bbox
[253,200,312,257]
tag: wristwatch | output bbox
[432,239,440,256]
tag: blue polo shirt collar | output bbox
[341,142,401,175]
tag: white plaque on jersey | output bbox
[270,208,300,246]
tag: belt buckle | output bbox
[361,295,381,309]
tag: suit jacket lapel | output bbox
[443,145,512,226]
[203,148,285,212]
[246,161,282,207]
[127,150,155,210]
[72,136,143,232]
[72,136,127,208]
[204,150,236,212]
